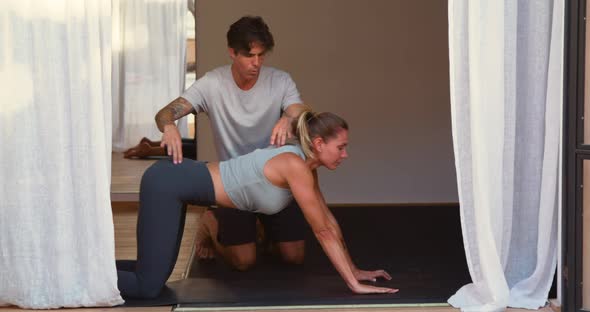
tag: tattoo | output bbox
[169,104,184,119]
[155,97,195,132]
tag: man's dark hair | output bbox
[227,16,274,54]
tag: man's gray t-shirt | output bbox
[181,65,302,161]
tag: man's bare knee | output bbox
[277,241,305,265]
[223,243,257,271]
[282,251,304,265]
[230,253,256,271]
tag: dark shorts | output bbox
[212,200,306,246]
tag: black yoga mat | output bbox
[122,205,478,308]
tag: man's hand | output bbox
[161,124,183,164]
[271,104,307,146]
[155,97,195,164]
[270,116,294,146]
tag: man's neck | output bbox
[231,65,259,91]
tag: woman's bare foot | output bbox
[195,210,216,259]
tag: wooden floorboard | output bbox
[0,305,556,312]
[209,308,553,312]
[0,307,172,312]
[111,152,157,201]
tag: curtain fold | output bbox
[0,0,123,308]
[112,0,187,152]
[448,0,563,310]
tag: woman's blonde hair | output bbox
[293,106,349,159]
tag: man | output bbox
[155,16,306,271]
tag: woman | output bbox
[117,108,398,298]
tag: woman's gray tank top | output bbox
[219,145,305,215]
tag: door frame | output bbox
[565,0,588,311]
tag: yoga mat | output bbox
[124,205,556,308]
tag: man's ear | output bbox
[228,47,237,59]
[312,137,324,152]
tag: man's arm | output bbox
[283,103,306,120]
[155,97,195,164]
[270,103,306,146]
[155,97,195,131]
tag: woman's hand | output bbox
[349,282,398,294]
[347,269,397,294]
[353,268,392,282]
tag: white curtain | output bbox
[0,1,123,309]
[448,0,563,311]
[112,0,187,152]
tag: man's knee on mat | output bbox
[225,244,257,271]
[275,240,305,265]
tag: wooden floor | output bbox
[0,305,556,312]
[111,151,156,201]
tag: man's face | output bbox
[229,41,267,80]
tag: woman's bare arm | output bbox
[311,171,392,283]
[281,155,396,294]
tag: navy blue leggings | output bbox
[117,159,215,299]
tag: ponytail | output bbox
[295,107,315,159]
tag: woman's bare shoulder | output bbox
[275,151,306,165]
[268,152,310,176]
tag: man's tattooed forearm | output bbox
[155,98,194,131]
[171,101,188,119]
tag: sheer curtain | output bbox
[0,1,123,309]
[112,0,187,152]
[447,0,563,311]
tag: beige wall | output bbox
[195,0,457,204]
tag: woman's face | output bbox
[314,128,349,170]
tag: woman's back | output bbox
[219,144,305,214]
